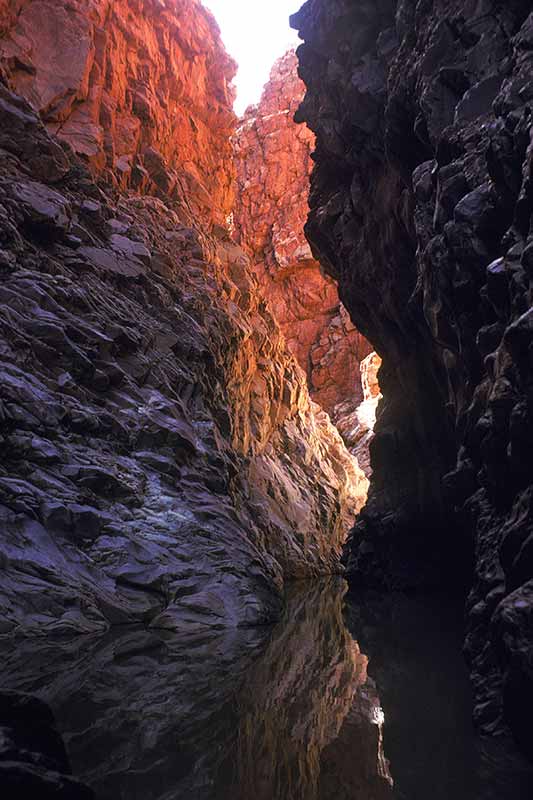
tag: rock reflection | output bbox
[231,580,393,799]
[1,579,392,800]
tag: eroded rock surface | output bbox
[0,0,236,225]
[0,0,368,637]
[292,0,533,752]
[233,50,372,417]
[333,351,382,476]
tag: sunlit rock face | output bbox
[292,0,533,755]
[1,580,393,800]
[0,0,235,225]
[0,0,369,636]
[233,50,372,417]
[334,352,382,476]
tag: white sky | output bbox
[203,0,301,115]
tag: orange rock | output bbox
[0,0,236,225]
[233,50,372,415]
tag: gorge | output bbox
[0,0,533,797]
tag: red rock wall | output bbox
[0,1,23,34]
[0,0,236,225]
[233,50,372,415]
[0,0,369,635]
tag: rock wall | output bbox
[0,0,369,637]
[0,0,236,225]
[292,0,533,757]
[233,50,372,416]
[334,351,382,476]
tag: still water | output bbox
[2,579,533,799]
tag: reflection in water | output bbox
[1,580,533,799]
[1,579,391,799]
[231,582,393,799]
[345,590,533,800]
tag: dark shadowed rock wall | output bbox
[292,0,533,756]
[0,691,94,797]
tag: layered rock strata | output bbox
[0,0,368,636]
[0,0,236,225]
[292,0,533,755]
[233,50,372,417]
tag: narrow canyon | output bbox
[0,0,532,797]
